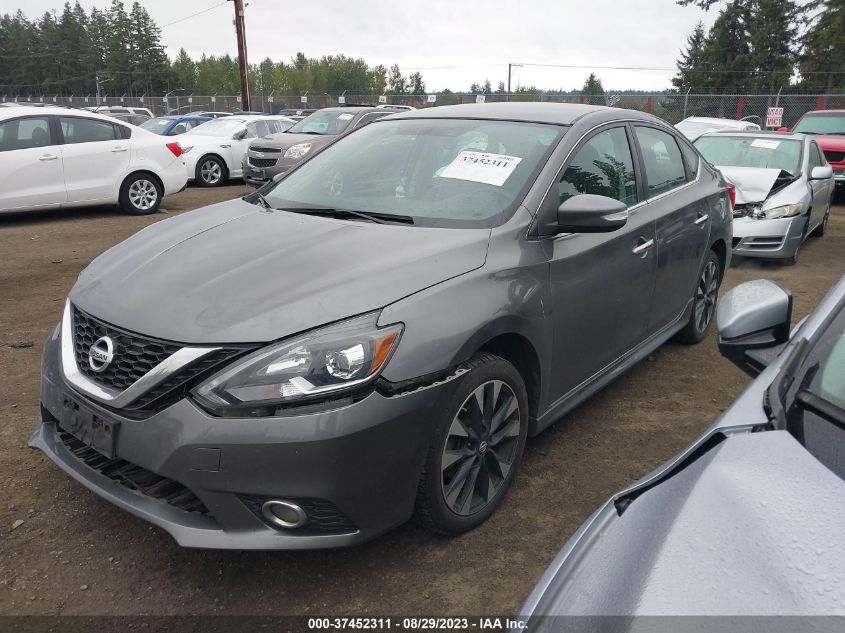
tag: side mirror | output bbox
[810,165,833,180]
[233,129,248,140]
[557,194,628,233]
[716,280,793,377]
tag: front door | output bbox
[0,115,65,211]
[808,141,833,230]
[547,125,657,401]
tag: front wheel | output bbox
[195,156,227,187]
[675,250,721,344]
[416,353,528,535]
[119,173,162,215]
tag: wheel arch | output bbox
[194,152,229,182]
[120,169,164,196]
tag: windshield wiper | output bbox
[794,388,845,431]
[281,207,414,224]
[252,192,272,209]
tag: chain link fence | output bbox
[4,92,844,128]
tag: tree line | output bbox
[672,0,844,93]
[0,1,430,97]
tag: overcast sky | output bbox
[15,0,719,91]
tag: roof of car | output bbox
[679,116,754,125]
[701,129,809,141]
[803,109,845,115]
[385,102,650,125]
[0,105,118,122]
[158,114,211,120]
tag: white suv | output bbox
[0,106,187,215]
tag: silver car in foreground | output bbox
[521,274,845,621]
[695,130,835,264]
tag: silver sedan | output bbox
[695,130,835,265]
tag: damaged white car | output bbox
[695,131,834,265]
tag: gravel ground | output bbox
[1,184,844,616]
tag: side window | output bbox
[634,126,687,197]
[558,126,638,206]
[0,117,53,151]
[60,117,118,144]
[678,137,700,180]
[170,122,188,136]
[246,121,269,138]
[809,142,824,169]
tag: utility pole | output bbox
[231,0,250,109]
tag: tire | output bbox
[195,155,227,187]
[675,250,721,344]
[782,217,809,265]
[118,173,162,215]
[415,353,529,535]
[810,207,829,238]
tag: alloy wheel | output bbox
[200,160,222,185]
[694,260,718,333]
[127,179,158,211]
[441,380,521,516]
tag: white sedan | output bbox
[175,115,294,186]
[0,106,187,215]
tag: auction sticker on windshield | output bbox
[439,151,522,186]
[750,138,781,150]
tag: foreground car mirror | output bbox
[233,129,248,140]
[716,280,793,377]
[810,165,833,180]
[557,194,628,233]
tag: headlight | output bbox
[192,313,402,415]
[284,143,312,159]
[180,145,193,154]
[757,203,802,219]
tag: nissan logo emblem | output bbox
[88,336,115,373]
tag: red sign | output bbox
[236,95,242,103]
[267,95,273,103]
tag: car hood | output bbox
[717,166,791,204]
[252,132,337,151]
[523,430,845,617]
[70,199,490,343]
[813,134,845,153]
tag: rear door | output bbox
[633,124,709,335]
[0,115,65,211]
[546,124,658,399]
[58,115,130,203]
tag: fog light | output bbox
[261,500,307,529]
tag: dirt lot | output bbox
[1,185,844,617]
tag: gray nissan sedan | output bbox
[30,103,732,549]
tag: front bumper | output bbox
[730,213,805,260]
[31,334,449,549]
[243,156,296,187]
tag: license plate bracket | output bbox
[58,396,119,459]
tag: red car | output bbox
[791,110,845,189]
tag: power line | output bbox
[160,1,229,29]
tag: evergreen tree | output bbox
[672,20,707,91]
[799,0,845,92]
[408,71,426,95]
[386,64,406,95]
[582,72,605,104]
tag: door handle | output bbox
[632,238,654,255]
[694,214,708,225]
[111,146,128,153]
[38,154,58,161]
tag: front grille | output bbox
[249,156,277,168]
[57,429,213,517]
[240,495,357,535]
[823,150,844,164]
[249,146,281,154]
[71,306,254,415]
[73,307,179,390]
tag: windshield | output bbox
[185,117,245,136]
[140,118,174,134]
[794,113,845,135]
[694,135,802,174]
[261,118,562,228]
[287,110,357,135]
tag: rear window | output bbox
[634,126,688,197]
